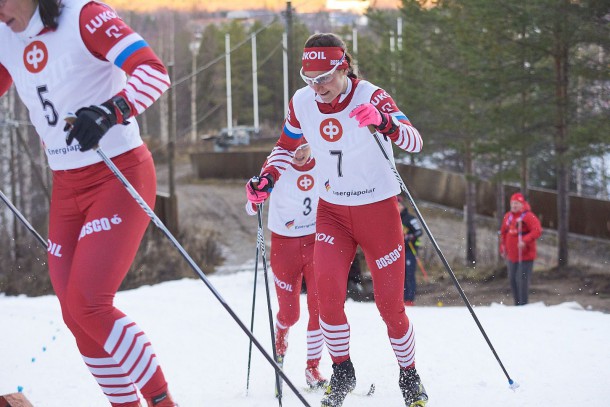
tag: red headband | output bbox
[301,47,348,72]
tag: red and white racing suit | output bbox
[260,77,423,370]
[267,158,324,367]
[1,1,170,404]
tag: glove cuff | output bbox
[375,111,398,135]
[102,95,131,125]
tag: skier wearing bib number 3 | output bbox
[246,33,428,407]
[245,142,329,392]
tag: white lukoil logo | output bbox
[274,275,293,292]
[85,10,119,34]
[302,51,327,60]
[316,232,335,245]
[47,239,63,258]
[375,243,403,270]
[78,214,122,240]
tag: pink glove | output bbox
[349,103,383,128]
[245,174,274,204]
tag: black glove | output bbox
[65,102,117,152]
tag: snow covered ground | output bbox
[1,265,609,406]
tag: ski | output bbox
[308,382,375,397]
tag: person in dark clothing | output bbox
[397,196,423,306]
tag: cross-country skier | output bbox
[246,32,428,407]
[1,0,176,405]
[246,142,328,391]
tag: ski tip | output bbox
[366,383,375,396]
[508,379,520,391]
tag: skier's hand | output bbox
[65,103,117,152]
[292,143,311,166]
[246,173,274,204]
[349,103,388,129]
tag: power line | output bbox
[172,16,281,88]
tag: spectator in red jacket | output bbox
[499,193,543,305]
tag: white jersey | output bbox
[291,80,400,206]
[0,0,142,170]
[268,161,317,237]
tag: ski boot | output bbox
[399,367,428,407]
[145,391,178,407]
[320,359,356,407]
[305,358,328,389]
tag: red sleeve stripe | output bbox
[126,82,148,107]
[131,66,169,98]
[139,64,171,88]
[123,65,170,115]
[264,147,294,175]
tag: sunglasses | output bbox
[299,53,346,86]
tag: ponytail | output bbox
[38,0,62,29]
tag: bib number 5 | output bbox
[37,85,59,126]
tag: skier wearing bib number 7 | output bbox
[246,33,428,407]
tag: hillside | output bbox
[159,160,610,313]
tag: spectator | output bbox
[499,193,543,306]
[397,197,423,306]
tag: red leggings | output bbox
[48,146,168,405]
[315,197,415,369]
[270,233,324,364]
[270,233,319,331]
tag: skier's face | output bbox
[303,68,348,103]
[0,0,38,33]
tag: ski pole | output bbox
[245,205,262,394]
[94,146,311,406]
[368,126,518,390]
[0,189,47,250]
[407,240,429,282]
[256,203,283,404]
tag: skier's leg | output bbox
[300,234,326,388]
[52,150,171,405]
[314,200,357,365]
[270,233,307,356]
[354,198,413,368]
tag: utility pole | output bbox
[189,32,202,143]
[167,63,175,199]
[285,1,295,97]
[225,33,233,137]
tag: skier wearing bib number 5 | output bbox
[246,33,428,407]
[1,0,176,405]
